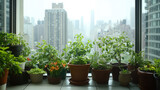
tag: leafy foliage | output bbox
[129,51,145,67]
[31,40,59,68]
[0,47,22,77]
[154,59,160,77]
[97,32,134,65]
[139,60,155,72]
[120,69,131,74]
[27,68,46,74]
[63,34,92,65]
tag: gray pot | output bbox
[29,74,43,83]
[0,83,6,90]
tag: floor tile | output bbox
[97,86,129,90]
[24,79,63,90]
[7,84,29,90]
[61,86,96,90]
[129,87,140,90]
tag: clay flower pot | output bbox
[92,68,111,84]
[68,64,90,85]
[137,68,156,90]
[0,69,9,85]
[48,76,61,84]
[128,64,139,84]
[112,63,127,81]
[119,71,131,86]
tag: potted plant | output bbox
[27,68,46,83]
[138,61,156,90]
[0,47,22,88]
[45,59,66,84]
[153,58,160,90]
[64,34,92,85]
[90,52,112,84]
[119,69,131,86]
[100,33,134,81]
[128,51,145,84]
[31,40,58,69]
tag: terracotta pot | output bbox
[68,64,90,85]
[128,64,138,84]
[30,74,43,83]
[112,63,127,81]
[0,69,9,85]
[153,73,160,90]
[119,71,131,86]
[48,76,61,84]
[92,68,111,84]
[137,68,156,90]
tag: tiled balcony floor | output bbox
[7,74,140,90]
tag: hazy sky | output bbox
[24,0,135,24]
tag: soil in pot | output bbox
[153,73,160,90]
[0,69,9,85]
[30,74,43,83]
[112,63,127,81]
[68,64,90,85]
[128,64,138,84]
[119,71,131,86]
[137,68,156,90]
[92,68,111,84]
[48,76,61,84]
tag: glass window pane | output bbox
[142,0,160,60]
[24,0,135,61]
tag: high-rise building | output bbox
[44,3,67,53]
[34,20,44,43]
[145,0,160,59]
[0,0,10,32]
[24,17,34,49]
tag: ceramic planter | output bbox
[0,69,9,85]
[153,73,160,90]
[19,62,26,71]
[119,71,131,86]
[29,74,43,83]
[0,84,6,90]
[48,76,61,84]
[9,71,29,85]
[137,68,156,90]
[92,68,111,84]
[112,63,127,81]
[8,45,23,57]
[128,64,138,84]
[68,64,90,85]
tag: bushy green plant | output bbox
[64,34,92,65]
[120,69,131,74]
[15,55,25,62]
[31,40,58,68]
[139,60,155,72]
[0,47,22,77]
[154,58,160,77]
[27,68,46,74]
[97,32,134,65]
[129,51,145,67]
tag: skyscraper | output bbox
[0,0,10,32]
[145,0,160,59]
[45,3,67,53]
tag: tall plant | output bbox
[64,34,92,65]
